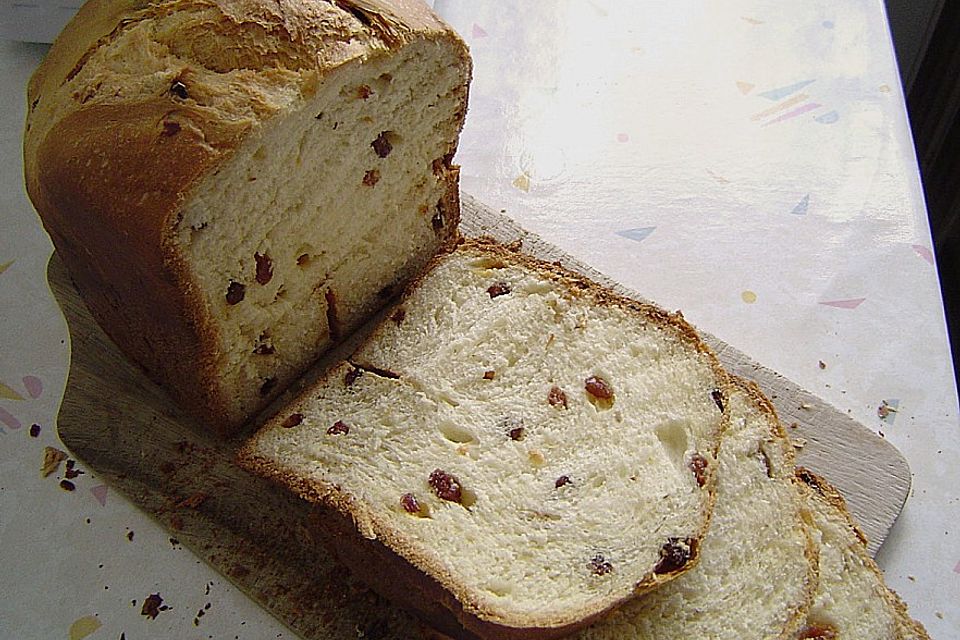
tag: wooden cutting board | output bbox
[49,194,911,640]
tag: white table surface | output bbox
[1,1,958,639]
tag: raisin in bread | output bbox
[239,239,731,640]
[576,378,817,640]
[795,470,931,640]
[23,0,471,433]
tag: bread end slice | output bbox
[576,377,817,640]
[796,469,931,640]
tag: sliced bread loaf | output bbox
[24,0,471,433]
[576,378,816,640]
[239,239,731,639]
[794,470,930,640]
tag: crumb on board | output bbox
[41,446,67,477]
[878,400,898,419]
[64,459,84,479]
[141,593,167,619]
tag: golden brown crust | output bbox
[24,0,470,433]
[238,239,735,638]
[31,99,236,430]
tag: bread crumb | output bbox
[935,611,943,619]
[528,450,545,467]
[140,593,167,619]
[791,437,807,450]
[878,400,898,419]
[908,575,916,581]
[41,446,67,477]
[818,360,826,369]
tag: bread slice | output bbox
[24,0,471,433]
[239,239,731,639]
[576,378,817,640]
[794,470,931,640]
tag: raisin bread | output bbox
[795,470,930,640]
[576,378,817,640]
[239,239,731,639]
[23,0,471,433]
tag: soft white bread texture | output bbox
[577,378,816,640]
[23,0,471,434]
[239,239,731,640]
[794,470,930,640]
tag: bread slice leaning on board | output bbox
[575,378,816,640]
[239,238,732,640]
[794,470,931,640]
[23,0,471,434]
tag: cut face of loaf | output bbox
[170,37,467,428]
[23,0,471,432]
[795,470,931,640]
[240,239,730,640]
[577,379,816,640]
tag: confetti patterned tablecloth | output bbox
[1,1,958,638]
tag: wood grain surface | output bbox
[49,194,911,639]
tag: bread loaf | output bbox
[23,0,471,433]
[239,239,731,639]
[795,470,930,640]
[576,379,816,640]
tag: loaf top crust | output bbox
[26,0,462,187]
